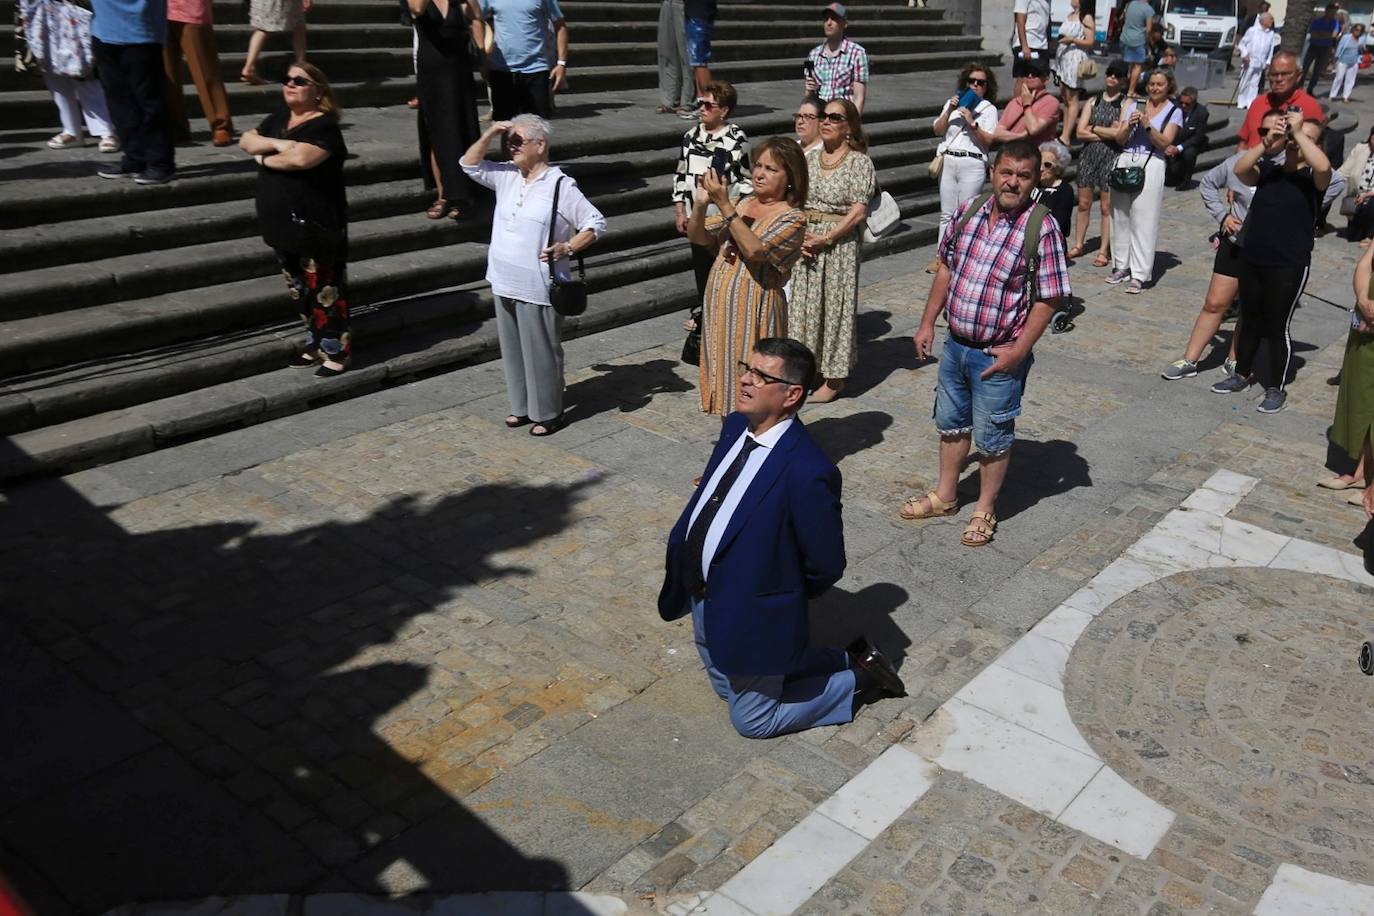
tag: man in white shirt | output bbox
[1011,0,1052,96]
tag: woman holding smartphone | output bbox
[927,63,998,274]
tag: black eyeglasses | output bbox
[281,75,315,87]
[821,112,848,123]
[794,112,819,121]
[737,362,800,387]
[966,77,987,86]
[697,99,723,111]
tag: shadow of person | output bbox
[564,359,694,418]
[956,438,1092,523]
[806,410,893,465]
[0,443,606,915]
[1150,251,1182,281]
[807,582,912,666]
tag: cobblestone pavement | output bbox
[4,98,1374,915]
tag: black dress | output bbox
[415,0,481,210]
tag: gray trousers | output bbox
[657,0,694,109]
[495,295,565,423]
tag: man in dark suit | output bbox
[658,337,904,739]
[1165,87,1209,188]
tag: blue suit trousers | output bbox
[691,598,856,739]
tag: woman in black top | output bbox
[1214,108,1332,413]
[1035,140,1076,240]
[410,0,483,220]
[240,62,352,377]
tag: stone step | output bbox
[0,47,997,128]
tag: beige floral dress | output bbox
[787,149,876,380]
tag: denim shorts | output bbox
[933,334,1034,456]
[686,16,713,67]
[1121,43,1147,63]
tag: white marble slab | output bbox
[686,893,757,916]
[1217,516,1291,566]
[1030,604,1095,648]
[957,663,1096,757]
[716,811,868,916]
[1253,864,1374,915]
[1066,556,1164,615]
[1269,538,1374,585]
[1180,486,1243,517]
[993,632,1071,691]
[815,745,938,840]
[1200,469,1260,499]
[1057,766,1176,859]
[920,698,1103,818]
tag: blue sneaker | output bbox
[1257,387,1287,413]
[1210,373,1252,394]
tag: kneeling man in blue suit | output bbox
[659,337,905,738]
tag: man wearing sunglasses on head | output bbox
[659,337,906,739]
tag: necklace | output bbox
[821,146,849,170]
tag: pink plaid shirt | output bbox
[807,38,870,102]
[938,195,1071,344]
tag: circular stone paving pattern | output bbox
[1064,567,1374,885]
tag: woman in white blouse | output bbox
[926,63,998,273]
[462,114,607,436]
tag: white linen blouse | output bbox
[462,161,608,307]
[933,98,997,157]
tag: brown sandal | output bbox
[960,511,997,547]
[1092,252,1110,268]
[899,490,957,521]
[426,199,450,220]
[1066,245,1086,260]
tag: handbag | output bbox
[681,308,702,366]
[1109,154,1147,192]
[1077,58,1098,80]
[23,0,94,79]
[546,176,588,317]
[1341,193,1359,217]
[927,152,944,180]
[864,188,900,243]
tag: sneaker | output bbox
[1104,269,1130,284]
[1125,278,1144,294]
[1210,373,1252,394]
[47,132,83,149]
[97,135,120,153]
[134,168,175,185]
[1161,358,1198,380]
[97,163,139,179]
[1223,357,1238,377]
[1257,387,1287,413]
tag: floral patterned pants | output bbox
[276,250,351,361]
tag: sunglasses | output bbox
[737,362,800,387]
[1260,127,1289,138]
[966,77,987,86]
[506,132,542,149]
[697,99,723,110]
[821,112,848,123]
[281,75,315,87]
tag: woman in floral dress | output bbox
[787,98,875,403]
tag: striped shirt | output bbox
[938,195,1071,345]
[672,123,753,205]
[807,38,869,102]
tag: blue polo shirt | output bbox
[1308,15,1340,48]
[91,0,167,44]
[487,0,564,74]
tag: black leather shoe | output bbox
[847,637,906,698]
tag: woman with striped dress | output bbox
[688,136,808,416]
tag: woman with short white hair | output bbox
[462,113,607,436]
[1035,139,1076,237]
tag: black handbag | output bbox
[681,308,702,365]
[547,176,588,317]
[1341,193,1359,217]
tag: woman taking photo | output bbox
[794,95,823,155]
[240,62,351,377]
[1107,67,1182,294]
[462,115,607,436]
[1052,0,1095,147]
[689,136,807,416]
[1212,108,1331,413]
[927,63,997,274]
[410,0,483,220]
[1072,59,1127,264]
[1338,125,1374,246]
[788,99,875,403]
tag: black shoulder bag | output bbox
[547,176,588,317]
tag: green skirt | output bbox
[1332,329,1374,458]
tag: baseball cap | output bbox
[824,2,848,20]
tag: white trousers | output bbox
[1330,61,1358,100]
[44,71,113,138]
[937,154,988,246]
[1236,63,1263,109]
[1109,155,1165,283]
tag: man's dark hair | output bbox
[1180,85,1198,98]
[754,337,816,398]
[994,139,1039,169]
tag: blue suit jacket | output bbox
[657,412,846,677]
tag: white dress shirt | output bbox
[688,417,795,584]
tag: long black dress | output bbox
[415,0,481,211]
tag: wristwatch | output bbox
[556,59,568,67]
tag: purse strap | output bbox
[547,174,585,284]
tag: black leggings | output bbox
[1236,263,1308,391]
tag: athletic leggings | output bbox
[1236,263,1309,391]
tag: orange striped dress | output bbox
[699,203,806,415]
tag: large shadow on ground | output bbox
[956,438,1092,523]
[0,439,602,915]
[564,359,695,419]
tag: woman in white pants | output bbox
[1106,68,1182,293]
[1236,14,1277,109]
[43,72,118,150]
[926,62,998,273]
[1330,24,1365,102]
[17,0,119,150]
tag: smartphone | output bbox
[803,58,817,78]
[956,88,981,112]
[710,147,730,177]
[1285,104,1301,135]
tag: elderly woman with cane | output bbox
[462,114,607,436]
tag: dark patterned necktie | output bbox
[684,438,761,597]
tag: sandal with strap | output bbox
[426,199,450,220]
[961,511,997,547]
[899,490,958,521]
[1066,245,1086,260]
[530,414,567,437]
[505,414,531,428]
[1092,253,1111,267]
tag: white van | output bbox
[1161,0,1238,58]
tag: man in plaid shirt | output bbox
[804,2,869,111]
[902,139,1070,547]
